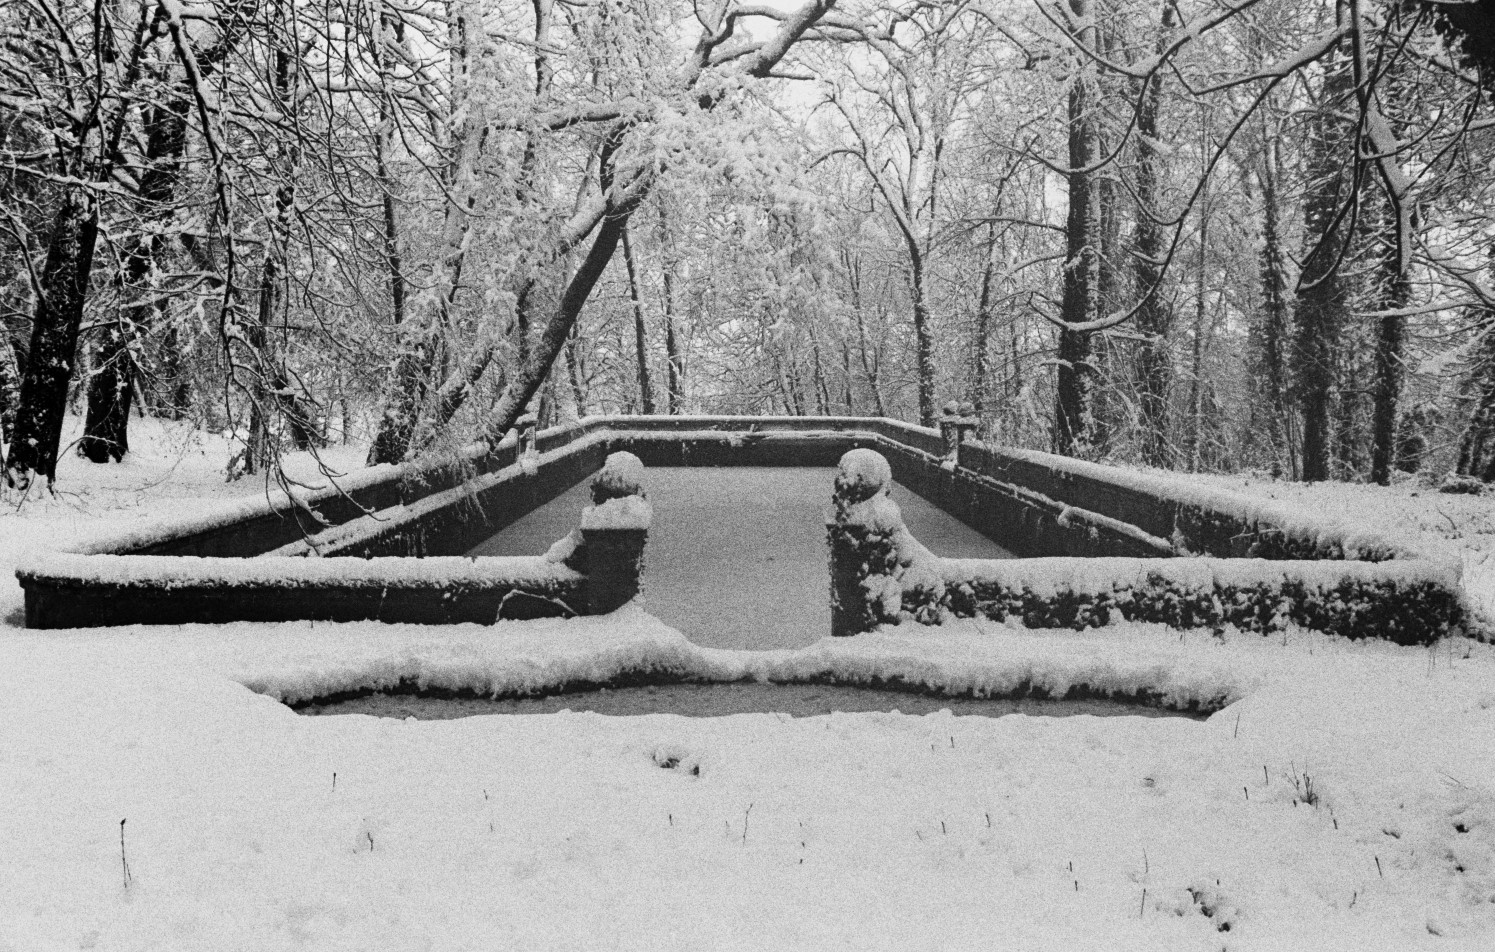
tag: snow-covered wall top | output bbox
[19,553,579,590]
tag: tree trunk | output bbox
[1184,179,1210,473]
[565,319,588,416]
[847,254,887,416]
[621,225,656,414]
[970,227,996,416]
[908,246,937,427]
[840,342,856,413]
[1456,327,1495,480]
[1053,0,1100,458]
[78,85,193,464]
[1293,44,1353,482]
[80,321,134,463]
[657,205,685,414]
[1368,285,1408,485]
[4,195,101,487]
[1134,0,1175,468]
[1252,140,1293,478]
[0,329,20,445]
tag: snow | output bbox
[3,418,1494,949]
[580,495,654,531]
[1,610,1493,950]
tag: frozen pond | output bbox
[296,681,1203,720]
[468,467,1013,650]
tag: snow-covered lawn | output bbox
[2,424,1493,950]
[3,615,1493,950]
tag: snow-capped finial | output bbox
[592,451,646,503]
[835,448,891,504]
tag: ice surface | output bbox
[298,681,1205,720]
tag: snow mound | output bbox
[581,495,654,531]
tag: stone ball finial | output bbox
[835,448,891,504]
[592,451,646,503]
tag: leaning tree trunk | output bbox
[1292,45,1353,483]
[488,199,638,440]
[477,0,837,446]
[1053,0,1100,458]
[4,195,102,487]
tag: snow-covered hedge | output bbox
[829,450,1463,645]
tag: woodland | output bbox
[1,0,1493,493]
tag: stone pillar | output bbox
[518,411,538,456]
[581,527,648,614]
[938,401,980,469]
[579,451,651,614]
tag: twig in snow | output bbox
[1375,855,1383,877]
[741,803,753,845]
[119,819,132,889]
[332,772,336,792]
[1140,888,1147,918]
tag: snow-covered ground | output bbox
[2,422,1493,950]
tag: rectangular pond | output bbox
[468,467,1014,649]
